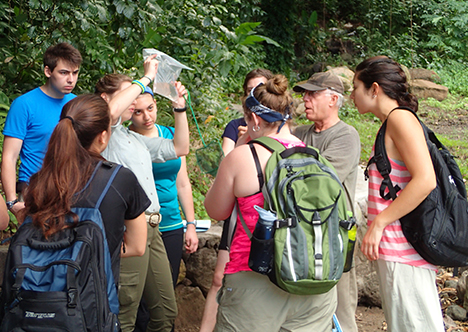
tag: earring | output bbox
[372,95,376,99]
[252,125,260,132]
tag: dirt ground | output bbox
[355,306,386,332]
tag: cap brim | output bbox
[293,83,328,93]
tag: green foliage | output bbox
[1,0,468,221]
[429,60,468,96]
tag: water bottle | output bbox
[253,205,276,240]
[248,205,276,274]
[343,212,357,273]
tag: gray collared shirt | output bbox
[101,122,177,213]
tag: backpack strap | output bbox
[66,265,78,316]
[311,211,323,280]
[237,202,253,239]
[95,163,122,209]
[364,107,422,200]
[76,160,122,209]
[226,205,238,251]
[248,142,265,189]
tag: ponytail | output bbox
[355,56,419,112]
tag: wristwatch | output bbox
[6,199,18,210]
[186,221,197,227]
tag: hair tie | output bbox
[63,116,75,126]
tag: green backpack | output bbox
[248,136,354,295]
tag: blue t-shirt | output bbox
[3,88,76,182]
[222,117,246,143]
[152,125,183,232]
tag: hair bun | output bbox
[266,75,288,95]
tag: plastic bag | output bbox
[142,48,192,101]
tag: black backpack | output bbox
[0,161,122,332]
[365,106,468,267]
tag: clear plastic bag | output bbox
[142,48,192,101]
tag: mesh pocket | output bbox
[248,236,274,275]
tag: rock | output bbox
[185,247,218,296]
[355,251,382,307]
[400,64,411,82]
[444,314,457,329]
[327,66,355,92]
[183,224,222,295]
[353,166,382,307]
[409,68,440,82]
[174,283,205,331]
[446,279,459,289]
[410,79,448,101]
[312,62,325,73]
[446,304,468,322]
[294,101,306,117]
[456,271,468,307]
[177,259,186,285]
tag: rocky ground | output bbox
[354,268,468,332]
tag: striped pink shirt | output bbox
[367,151,436,270]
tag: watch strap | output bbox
[6,199,18,210]
[173,107,187,113]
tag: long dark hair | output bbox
[355,56,418,111]
[21,94,111,238]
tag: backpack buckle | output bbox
[68,288,78,308]
[340,217,356,231]
[275,217,296,229]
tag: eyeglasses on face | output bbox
[302,89,329,98]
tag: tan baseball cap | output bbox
[293,71,344,95]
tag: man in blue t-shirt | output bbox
[1,43,82,216]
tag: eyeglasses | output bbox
[302,90,329,98]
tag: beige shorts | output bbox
[214,271,337,332]
[375,260,444,332]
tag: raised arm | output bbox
[171,82,190,157]
[108,55,159,125]
[1,137,25,217]
[121,212,147,257]
[176,157,198,253]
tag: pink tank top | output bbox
[367,151,436,270]
[225,136,305,274]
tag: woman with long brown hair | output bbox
[351,56,444,332]
[21,94,148,268]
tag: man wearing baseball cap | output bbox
[294,71,361,332]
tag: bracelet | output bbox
[132,80,145,94]
[173,107,187,113]
[142,75,153,84]
[186,221,197,227]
